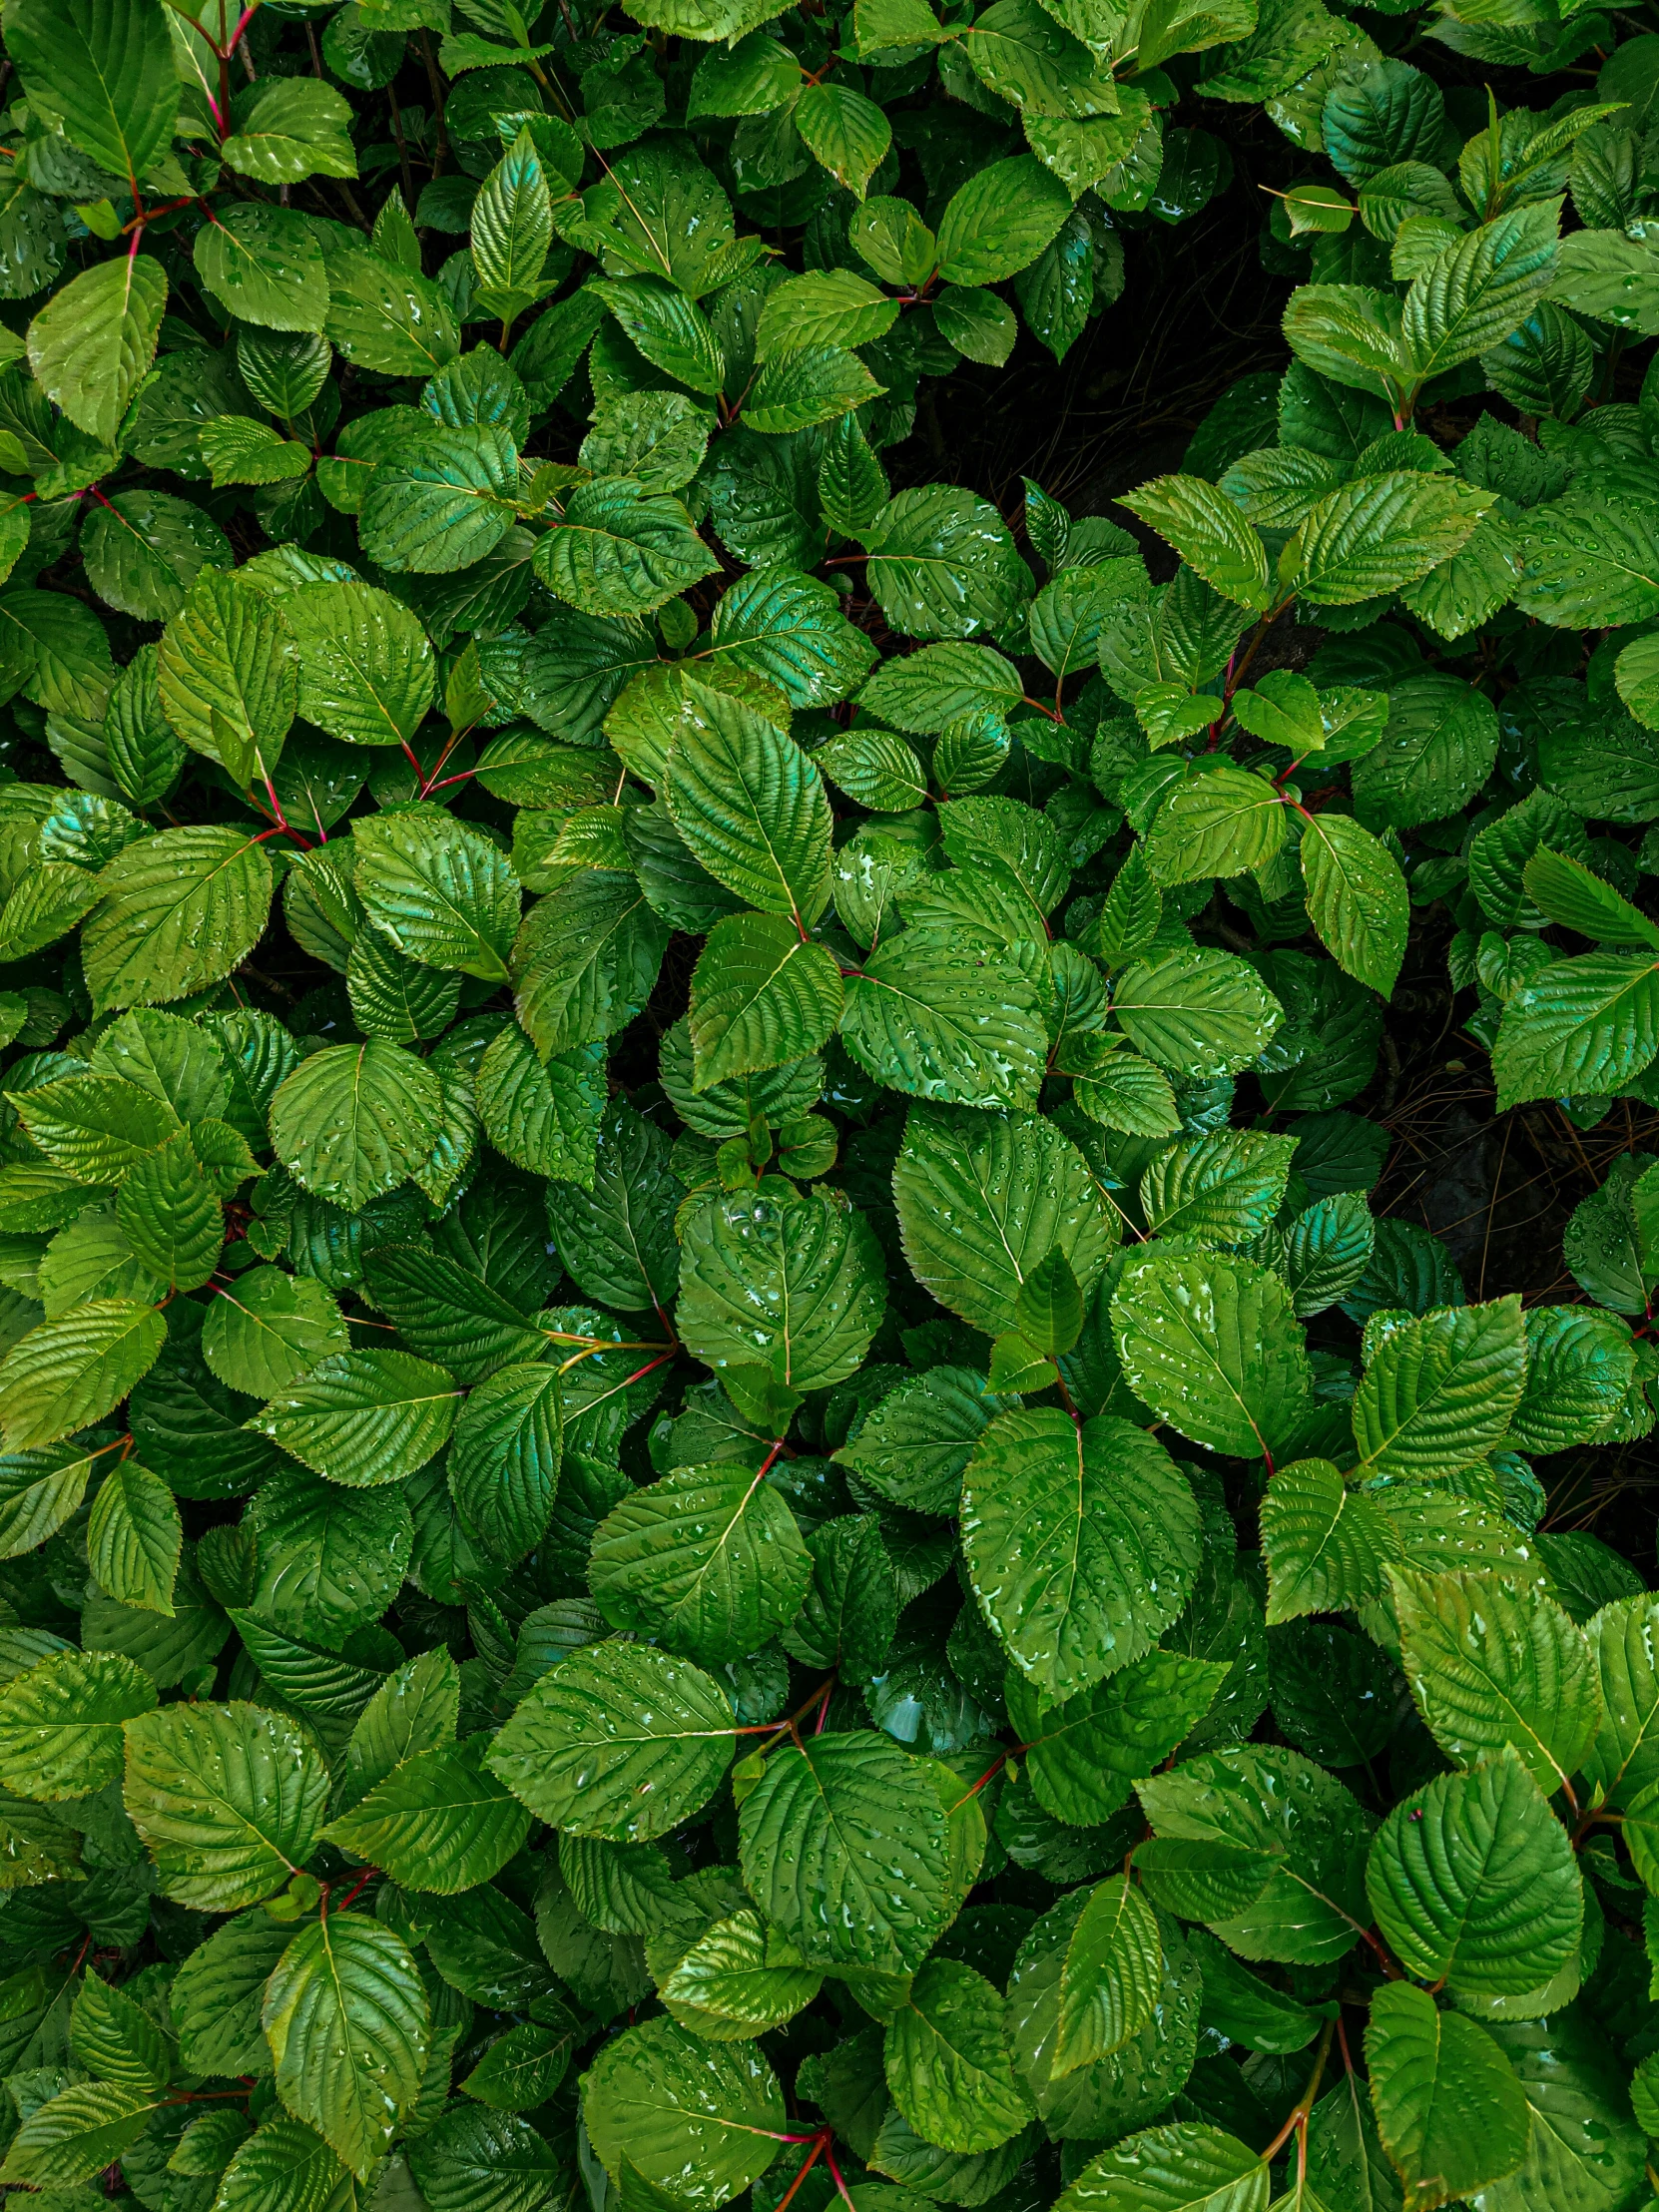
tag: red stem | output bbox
[824,2142,857,2211]
[333,1865,379,1914]
[772,2136,829,2212]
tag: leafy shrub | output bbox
[3,0,1659,2210]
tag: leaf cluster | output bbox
[1,1,1659,2211]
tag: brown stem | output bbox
[416,33,448,185]
[1261,2017,1335,2164]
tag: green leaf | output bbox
[1493,946,1659,1109]
[194,207,327,334]
[1351,1297,1527,1480]
[863,486,1033,641]
[80,488,231,622]
[960,1409,1200,1700]
[544,1101,682,1312]
[1138,1746,1375,1964]
[1144,764,1290,883]
[667,685,832,923]
[1011,1649,1228,1826]
[796,81,892,198]
[202,1265,349,1397]
[245,1470,411,1647]
[1289,472,1493,606]
[362,1243,543,1384]
[885,1957,1034,2152]
[0,859,102,964]
[6,0,178,193]
[820,410,891,537]
[223,77,357,184]
[0,1299,165,1450]
[336,1646,461,1816]
[1523,842,1659,948]
[447,1361,562,1566]
[87,1457,181,1614]
[1350,674,1498,833]
[0,1645,154,1801]
[739,1731,949,1972]
[781,1513,897,1677]
[1477,2011,1648,2212]
[81,824,275,1013]
[123,1698,329,1910]
[859,640,1023,732]
[688,912,845,1089]
[0,2080,169,2188]
[1514,489,1659,630]
[678,1186,885,1390]
[208,2117,352,2212]
[251,1349,459,1487]
[1585,1592,1659,1808]
[407,2107,565,2212]
[355,806,520,979]
[359,422,519,575]
[1391,1566,1599,1799]
[589,1463,813,1663]
[745,344,886,436]
[268,1040,443,1211]
[893,1104,1117,1336]
[471,129,554,304]
[592,276,727,396]
[1111,1251,1310,1461]
[1282,282,1409,400]
[1365,1982,1529,2210]
[1366,1748,1581,1999]
[538,480,720,617]
[1047,1876,1164,2077]
[71,1967,172,2088]
[1299,811,1408,997]
[9,1074,177,1183]
[172,1914,291,2072]
[324,247,459,377]
[323,1735,531,1895]
[659,1906,824,2040]
[282,581,434,751]
[1016,1246,1086,1356]
[512,870,669,1054]
[1399,202,1561,383]
[262,1911,430,2180]
[935,155,1074,284]
[0,1443,98,1562]
[1120,477,1271,612]
[834,1366,1003,1515]
[583,2017,786,2203]
[840,932,1048,1108]
[487,1640,735,1841]
[27,252,166,447]
[1140,1130,1297,1246]
[157,567,298,780]
[756,272,898,357]
[1110,946,1283,1077]
[1050,2124,1268,2212]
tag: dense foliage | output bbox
[8,0,1659,2211]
